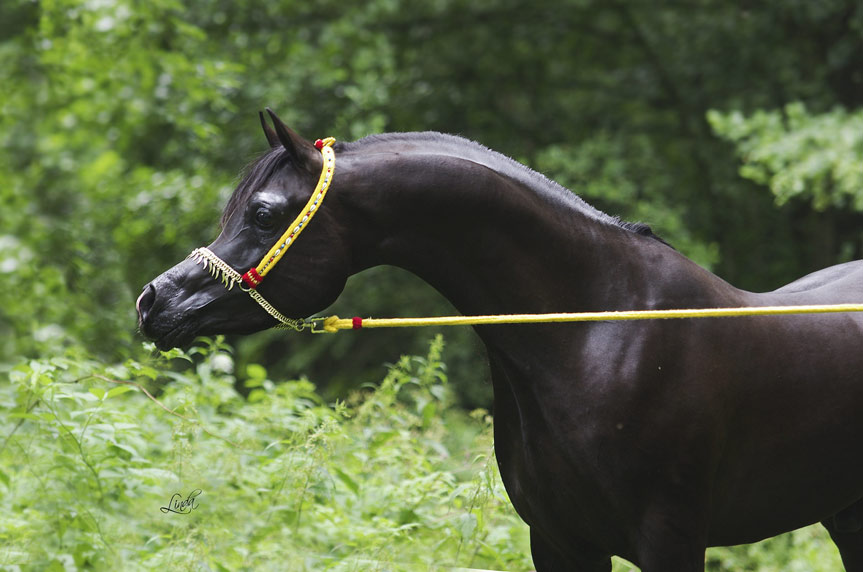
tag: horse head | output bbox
[136,109,350,349]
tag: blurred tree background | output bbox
[3,0,863,403]
[2,0,863,568]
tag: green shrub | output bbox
[0,337,531,571]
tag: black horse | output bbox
[137,110,863,571]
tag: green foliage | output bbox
[535,133,720,269]
[706,526,842,572]
[0,338,844,570]
[3,0,863,377]
[0,337,533,570]
[2,1,863,568]
[709,103,863,211]
[0,0,236,360]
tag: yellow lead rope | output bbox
[311,304,863,333]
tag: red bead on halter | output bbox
[314,139,324,150]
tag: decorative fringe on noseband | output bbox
[187,247,307,331]
[189,248,239,291]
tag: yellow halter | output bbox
[187,137,336,331]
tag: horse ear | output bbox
[259,111,280,148]
[264,108,318,170]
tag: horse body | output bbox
[480,248,863,569]
[137,115,863,571]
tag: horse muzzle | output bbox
[135,260,211,349]
[136,282,198,349]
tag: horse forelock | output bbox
[220,147,292,227]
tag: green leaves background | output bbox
[2,0,862,568]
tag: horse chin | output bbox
[148,313,277,351]
[143,315,203,351]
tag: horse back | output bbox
[770,259,863,298]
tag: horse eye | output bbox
[254,208,275,229]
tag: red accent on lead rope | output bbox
[352,316,363,330]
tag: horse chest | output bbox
[487,343,726,552]
[489,362,642,545]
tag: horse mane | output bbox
[344,132,670,245]
[224,131,669,245]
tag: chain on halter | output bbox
[187,137,336,331]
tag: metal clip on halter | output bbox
[306,317,330,334]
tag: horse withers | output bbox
[137,109,863,571]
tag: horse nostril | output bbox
[136,284,156,323]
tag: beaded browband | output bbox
[187,137,336,332]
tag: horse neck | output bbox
[336,150,728,321]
